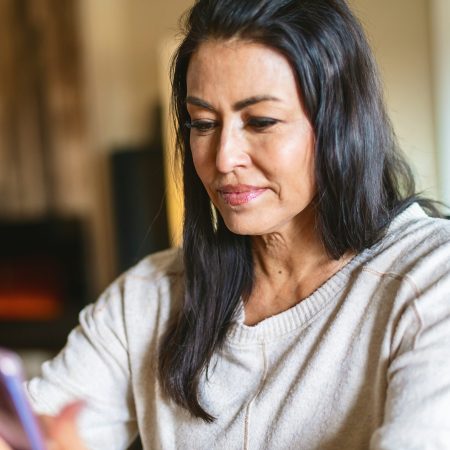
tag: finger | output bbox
[0,436,12,450]
[47,401,87,450]
[55,401,86,424]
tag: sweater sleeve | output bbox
[370,247,450,449]
[26,278,137,450]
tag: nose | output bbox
[215,124,250,173]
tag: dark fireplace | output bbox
[0,217,89,350]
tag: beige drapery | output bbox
[0,0,89,218]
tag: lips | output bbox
[217,184,267,206]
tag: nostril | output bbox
[215,126,250,173]
[216,147,246,173]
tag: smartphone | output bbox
[0,348,47,450]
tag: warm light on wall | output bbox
[158,37,184,247]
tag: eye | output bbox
[246,117,279,131]
[185,119,218,135]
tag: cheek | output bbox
[190,145,207,179]
[190,136,217,179]
[191,149,216,193]
[273,137,316,197]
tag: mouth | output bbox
[217,184,267,206]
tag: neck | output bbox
[244,205,353,325]
[251,205,329,282]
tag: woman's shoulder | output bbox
[362,202,450,290]
[353,204,450,357]
[394,202,450,235]
[91,247,184,324]
[123,247,184,283]
[371,203,450,260]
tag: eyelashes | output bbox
[185,120,217,134]
[185,117,280,135]
[247,117,279,130]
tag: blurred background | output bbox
[0,0,449,375]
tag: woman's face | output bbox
[186,39,316,236]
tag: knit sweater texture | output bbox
[27,204,450,449]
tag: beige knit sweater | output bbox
[27,204,450,449]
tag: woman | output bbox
[9,0,450,448]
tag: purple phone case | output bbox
[0,348,46,450]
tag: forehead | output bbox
[186,39,301,104]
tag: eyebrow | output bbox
[185,95,281,112]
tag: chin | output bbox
[221,215,268,236]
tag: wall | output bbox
[350,0,438,199]
[78,0,192,151]
[76,0,192,289]
[430,0,450,207]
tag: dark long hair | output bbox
[158,0,433,421]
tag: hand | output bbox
[41,401,87,450]
[0,401,87,450]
